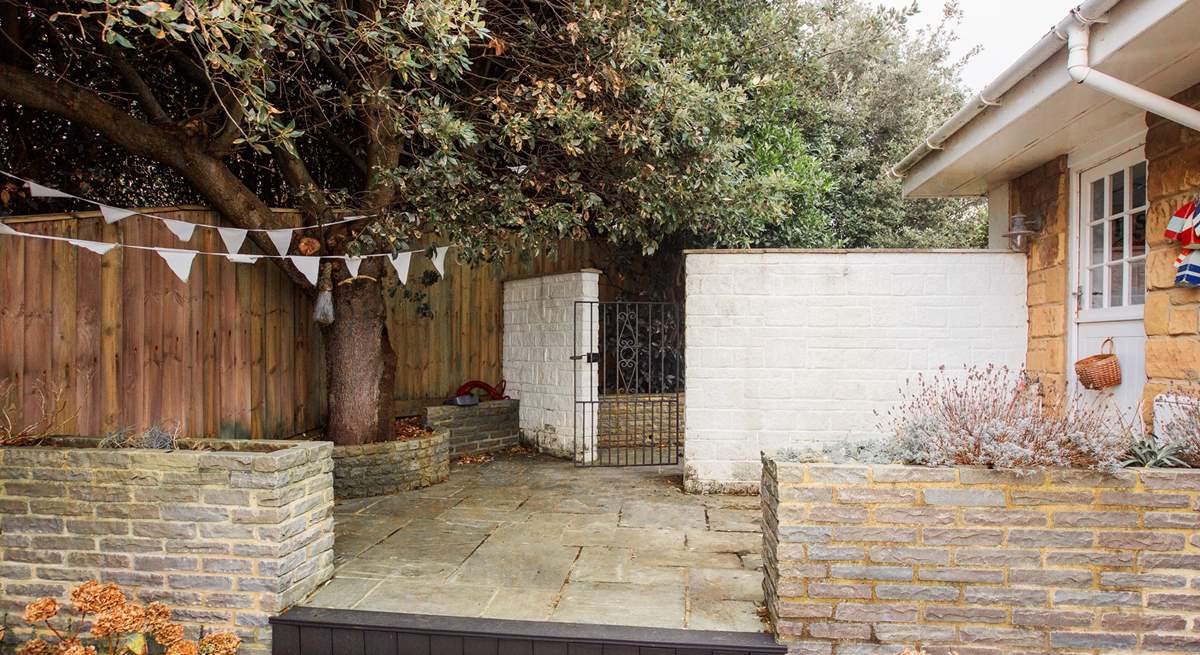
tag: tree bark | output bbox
[323,269,395,446]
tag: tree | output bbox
[0,1,795,445]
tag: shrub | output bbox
[1154,388,1200,467]
[878,365,1132,473]
[2,580,240,655]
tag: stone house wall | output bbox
[331,431,449,499]
[762,457,1200,655]
[1009,156,1071,394]
[502,271,599,459]
[424,400,520,457]
[0,439,335,655]
[1144,83,1200,407]
[683,250,1027,493]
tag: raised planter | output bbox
[424,400,519,457]
[0,437,335,655]
[761,454,1200,655]
[331,429,448,499]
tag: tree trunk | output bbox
[323,275,395,445]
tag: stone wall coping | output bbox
[425,399,519,417]
[331,429,449,458]
[2,437,331,472]
[761,454,1200,487]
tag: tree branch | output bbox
[0,61,317,292]
[99,40,171,125]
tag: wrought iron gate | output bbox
[573,301,684,466]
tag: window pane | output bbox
[1131,211,1146,256]
[1110,170,1125,215]
[1131,161,1147,208]
[1130,260,1145,305]
[1091,179,1105,220]
[1090,266,1104,309]
[1110,216,1125,261]
[1090,222,1105,265]
[1109,263,1124,307]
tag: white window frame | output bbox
[1074,147,1148,325]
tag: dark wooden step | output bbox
[271,606,785,655]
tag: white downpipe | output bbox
[1066,22,1200,132]
[890,0,1124,179]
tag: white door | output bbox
[1073,149,1147,418]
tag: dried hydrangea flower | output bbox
[145,602,172,631]
[153,623,186,647]
[16,639,55,655]
[166,640,199,655]
[56,640,97,655]
[199,632,242,655]
[70,581,126,615]
[23,598,58,624]
[92,603,145,636]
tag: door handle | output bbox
[570,352,600,363]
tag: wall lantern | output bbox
[1004,212,1043,253]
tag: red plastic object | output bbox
[455,379,509,400]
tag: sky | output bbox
[876,0,1081,91]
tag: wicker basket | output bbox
[1075,338,1121,390]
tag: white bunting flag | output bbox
[431,246,449,276]
[343,255,364,278]
[162,219,197,242]
[389,251,412,284]
[28,181,72,198]
[157,249,198,284]
[267,229,293,256]
[68,239,118,255]
[289,256,321,285]
[0,223,19,236]
[218,227,247,255]
[226,254,262,264]
[99,205,137,224]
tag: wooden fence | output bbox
[0,207,603,438]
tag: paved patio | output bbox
[304,453,767,632]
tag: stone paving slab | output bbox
[304,453,768,632]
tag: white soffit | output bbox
[904,0,1200,198]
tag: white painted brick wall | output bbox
[683,251,1028,493]
[502,271,599,459]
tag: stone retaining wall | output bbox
[762,456,1200,655]
[0,438,335,655]
[597,393,684,449]
[424,400,519,457]
[331,430,448,499]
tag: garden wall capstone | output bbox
[331,430,449,499]
[424,400,519,457]
[0,438,334,655]
[761,455,1200,655]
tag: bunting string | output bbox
[0,170,373,233]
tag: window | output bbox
[1085,159,1147,310]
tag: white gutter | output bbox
[1066,19,1200,131]
[890,0,1124,179]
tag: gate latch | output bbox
[570,352,601,363]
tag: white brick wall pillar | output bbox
[502,270,600,458]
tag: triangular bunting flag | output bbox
[162,219,197,242]
[226,254,262,264]
[157,249,198,284]
[389,251,412,284]
[0,223,19,236]
[99,205,137,224]
[289,256,321,285]
[267,229,293,256]
[431,246,449,276]
[218,227,247,255]
[343,256,364,278]
[68,239,118,255]
[28,181,72,198]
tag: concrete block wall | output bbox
[424,399,520,457]
[684,251,1028,493]
[762,458,1200,655]
[0,438,335,655]
[502,271,599,459]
